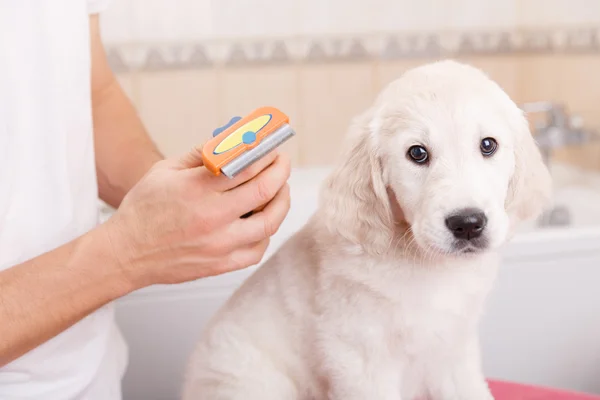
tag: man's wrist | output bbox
[85,220,140,297]
[97,143,163,209]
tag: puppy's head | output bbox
[321,60,552,258]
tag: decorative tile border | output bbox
[106,27,600,73]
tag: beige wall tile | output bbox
[516,54,600,109]
[517,55,566,104]
[516,55,600,172]
[298,62,377,166]
[218,66,300,165]
[557,56,600,114]
[137,69,220,158]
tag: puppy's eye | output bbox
[480,138,498,157]
[407,145,429,164]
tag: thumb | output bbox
[176,145,205,169]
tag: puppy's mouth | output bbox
[451,238,489,255]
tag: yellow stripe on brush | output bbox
[213,114,272,154]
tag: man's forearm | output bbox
[90,14,163,208]
[0,223,132,367]
[92,80,163,207]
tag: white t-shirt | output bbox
[0,1,128,399]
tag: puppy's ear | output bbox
[320,109,395,256]
[505,111,553,226]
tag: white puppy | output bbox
[182,60,552,400]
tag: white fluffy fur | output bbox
[182,60,552,400]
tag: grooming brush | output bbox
[202,106,295,217]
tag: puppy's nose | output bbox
[445,208,487,240]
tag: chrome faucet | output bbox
[521,101,598,228]
[521,101,598,164]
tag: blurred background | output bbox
[99,0,600,170]
[97,1,600,399]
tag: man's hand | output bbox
[0,146,290,366]
[104,148,291,288]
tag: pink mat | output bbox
[488,380,600,400]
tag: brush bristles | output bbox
[221,124,295,179]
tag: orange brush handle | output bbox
[202,106,290,176]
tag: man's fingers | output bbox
[176,145,205,169]
[227,183,291,244]
[220,153,291,220]
[193,184,289,259]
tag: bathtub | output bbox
[110,162,600,400]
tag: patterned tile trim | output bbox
[106,27,600,72]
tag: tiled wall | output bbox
[102,0,600,170]
[100,0,600,42]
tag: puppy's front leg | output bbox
[428,338,494,400]
[317,325,402,400]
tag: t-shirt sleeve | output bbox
[87,0,111,14]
